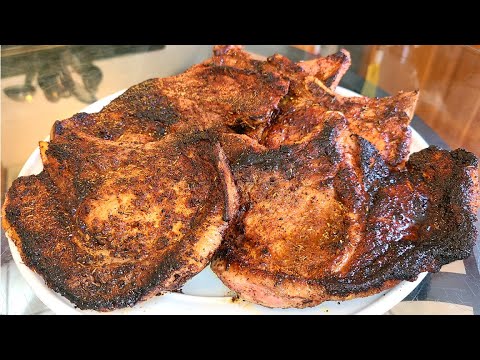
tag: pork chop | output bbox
[213,47,417,168]
[53,46,354,147]
[54,46,289,145]
[3,131,238,311]
[211,115,479,308]
[261,70,418,168]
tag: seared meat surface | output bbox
[261,76,418,168]
[3,132,238,311]
[212,116,479,308]
[57,45,352,145]
[102,64,288,136]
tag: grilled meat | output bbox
[3,131,238,311]
[261,74,418,168]
[210,46,417,168]
[53,46,354,146]
[212,114,479,308]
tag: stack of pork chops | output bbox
[3,45,479,311]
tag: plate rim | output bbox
[7,86,429,315]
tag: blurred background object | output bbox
[357,45,480,159]
[2,45,166,104]
[3,67,36,102]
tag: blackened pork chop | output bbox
[53,47,290,145]
[261,63,419,168]
[212,115,479,308]
[52,46,353,146]
[210,47,418,168]
[3,131,238,311]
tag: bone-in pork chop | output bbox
[52,46,351,146]
[212,115,479,308]
[3,131,238,311]
[260,55,419,168]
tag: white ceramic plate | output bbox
[7,87,429,314]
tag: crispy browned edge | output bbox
[298,49,352,90]
[211,258,401,308]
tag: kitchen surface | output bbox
[1,45,479,314]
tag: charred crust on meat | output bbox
[232,120,342,175]
[104,80,181,125]
[213,130,478,308]
[46,143,72,162]
[3,129,238,311]
[53,120,65,136]
[357,136,390,192]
